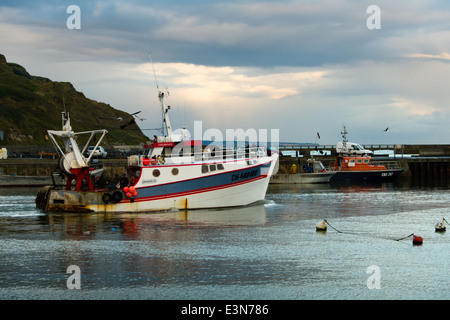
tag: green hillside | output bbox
[0,53,149,146]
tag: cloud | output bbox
[121,62,327,132]
[405,52,450,61]
[146,63,325,100]
[1,0,450,144]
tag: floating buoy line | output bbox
[314,218,450,246]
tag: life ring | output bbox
[102,193,112,204]
[112,191,123,202]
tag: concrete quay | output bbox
[277,154,450,184]
[279,143,450,157]
[0,158,127,187]
[0,143,449,186]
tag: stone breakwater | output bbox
[1,155,449,187]
[277,156,449,184]
[0,159,127,186]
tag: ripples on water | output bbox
[0,183,449,300]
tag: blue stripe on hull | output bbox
[134,162,272,201]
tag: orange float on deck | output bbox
[142,157,150,166]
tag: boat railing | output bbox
[180,146,267,162]
[370,160,403,170]
[326,163,340,172]
[129,146,268,166]
[326,159,403,172]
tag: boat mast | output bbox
[159,90,173,138]
[148,51,173,138]
[341,125,348,155]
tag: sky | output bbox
[1,0,450,145]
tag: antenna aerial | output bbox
[149,52,159,91]
[62,96,66,113]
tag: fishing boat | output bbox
[36,90,279,213]
[270,158,335,184]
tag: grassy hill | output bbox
[0,53,149,146]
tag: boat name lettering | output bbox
[231,170,258,182]
[142,179,157,184]
[381,172,393,177]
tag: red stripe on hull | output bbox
[121,174,268,203]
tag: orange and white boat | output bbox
[328,155,403,182]
[328,126,403,182]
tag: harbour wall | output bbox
[0,158,448,186]
[0,159,127,186]
[278,144,450,183]
[278,155,450,185]
[280,143,450,157]
[0,144,449,186]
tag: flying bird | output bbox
[99,111,144,129]
[100,111,142,121]
[99,116,124,121]
[383,127,389,132]
[120,119,136,130]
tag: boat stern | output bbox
[36,186,112,213]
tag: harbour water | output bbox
[0,181,449,300]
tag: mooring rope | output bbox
[324,219,416,242]
[394,233,414,241]
[324,219,343,233]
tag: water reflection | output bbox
[266,181,450,222]
[43,204,268,240]
[1,184,450,299]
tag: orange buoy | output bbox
[142,157,150,166]
[412,234,423,245]
[123,186,129,193]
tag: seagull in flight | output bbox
[100,111,142,121]
[383,127,389,132]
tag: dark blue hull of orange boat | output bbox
[329,169,404,182]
